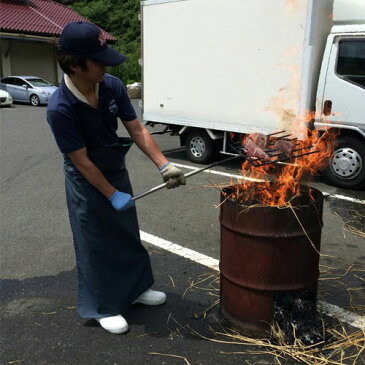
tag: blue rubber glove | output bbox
[109,190,134,211]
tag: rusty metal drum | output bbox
[219,186,324,336]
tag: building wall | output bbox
[1,39,12,78]
[0,38,59,85]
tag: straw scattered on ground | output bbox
[181,273,365,365]
[195,323,365,365]
[149,352,191,365]
[318,262,365,316]
[333,210,365,240]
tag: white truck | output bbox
[141,0,365,189]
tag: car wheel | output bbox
[30,94,40,106]
[185,129,215,164]
[321,136,365,190]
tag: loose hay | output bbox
[333,210,365,240]
[183,273,365,364]
[190,311,365,364]
[149,352,191,365]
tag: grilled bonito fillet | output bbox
[244,138,270,161]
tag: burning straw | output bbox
[229,129,338,207]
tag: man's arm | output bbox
[68,148,133,211]
[123,119,169,168]
[67,147,116,199]
[123,119,186,189]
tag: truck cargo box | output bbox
[142,0,333,134]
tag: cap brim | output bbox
[88,46,126,66]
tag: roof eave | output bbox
[0,30,117,44]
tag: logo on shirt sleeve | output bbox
[108,99,118,115]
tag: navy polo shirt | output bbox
[47,74,137,155]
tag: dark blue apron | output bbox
[64,137,154,318]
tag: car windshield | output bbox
[26,78,53,87]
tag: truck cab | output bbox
[315,4,365,189]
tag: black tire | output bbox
[321,136,365,190]
[30,94,40,106]
[185,129,215,164]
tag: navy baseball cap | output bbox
[59,22,125,66]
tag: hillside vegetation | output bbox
[56,0,141,84]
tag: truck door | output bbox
[319,36,365,189]
[322,37,365,126]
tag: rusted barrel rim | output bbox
[221,184,323,209]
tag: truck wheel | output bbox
[321,136,365,190]
[186,129,215,164]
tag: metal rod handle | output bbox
[132,155,240,201]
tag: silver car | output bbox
[0,76,57,106]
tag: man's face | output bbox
[72,60,106,83]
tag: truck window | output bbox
[337,39,365,89]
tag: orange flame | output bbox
[238,121,338,207]
[229,39,339,207]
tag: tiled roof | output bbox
[0,0,116,41]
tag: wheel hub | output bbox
[190,136,206,158]
[31,95,39,105]
[330,147,362,179]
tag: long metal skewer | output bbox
[133,129,321,200]
[133,155,242,201]
[251,150,320,167]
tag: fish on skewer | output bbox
[244,137,271,161]
[275,139,294,157]
[249,133,268,149]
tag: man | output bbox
[47,21,185,335]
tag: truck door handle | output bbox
[323,100,332,116]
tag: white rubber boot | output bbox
[96,315,129,334]
[133,289,167,305]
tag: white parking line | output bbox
[173,163,365,205]
[140,230,365,330]
[141,231,219,271]
[321,192,365,205]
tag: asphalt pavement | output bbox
[0,102,364,365]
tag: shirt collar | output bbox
[64,74,99,105]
